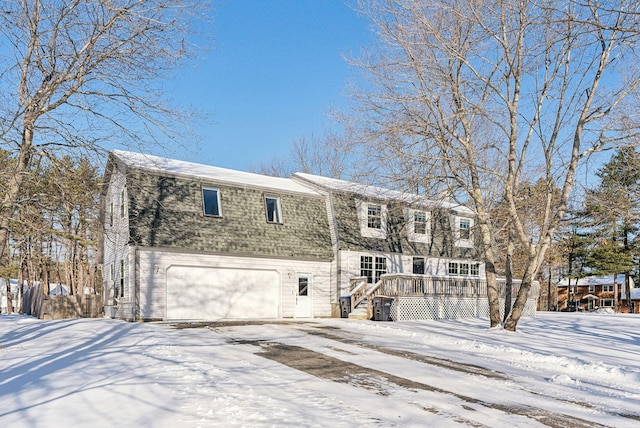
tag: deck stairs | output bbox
[348,297,370,320]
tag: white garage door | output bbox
[166,266,280,320]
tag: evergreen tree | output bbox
[583,147,640,308]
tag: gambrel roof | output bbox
[111,150,322,197]
[291,172,474,215]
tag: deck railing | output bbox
[349,274,539,304]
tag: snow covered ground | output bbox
[1,312,639,427]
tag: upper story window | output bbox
[414,211,428,234]
[367,204,382,229]
[453,215,474,248]
[109,201,114,227]
[603,284,614,292]
[265,196,282,223]
[407,208,431,243]
[202,187,222,217]
[356,199,387,239]
[459,218,471,240]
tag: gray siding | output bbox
[331,193,479,259]
[125,170,333,260]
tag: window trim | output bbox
[265,195,283,224]
[453,214,474,248]
[407,208,431,243]
[356,199,387,239]
[202,187,222,217]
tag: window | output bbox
[413,257,425,275]
[367,204,382,229]
[414,211,427,234]
[360,255,386,284]
[448,262,459,275]
[120,189,126,218]
[470,263,479,276]
[109,201,114,227]
[589,285,595,293]
[361,256,373,283]
[298,277,309,296]
[603,284,614,292]
[601,299,614,307]
[459,218,471,240]
[356,199,387,238]
[407,209,431,243]
[265,196,282,223]
[375,256,387,283]
[460,263,470,275]
[202,188,221,217]
[119,259,125,298]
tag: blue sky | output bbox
[171,0,372,171]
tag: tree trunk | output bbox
[503,228,514,322]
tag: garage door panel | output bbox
[166,266,280,320]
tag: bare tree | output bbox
[351,0,640,330]
[0,0,211,266]
[252,131,357,179]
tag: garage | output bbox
[166,265,281,320]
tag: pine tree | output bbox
[583,147,640,308]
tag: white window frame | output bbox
[202,187,222,217]
[470,263,480,276]
[356,199,387,239]
[406,208,431,243]
[453,215,474,248]
[603,284,614,292]
[600,298,614,307]
[265,195,283,224]
[448,262,459,275]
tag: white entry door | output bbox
[295,275,312,318]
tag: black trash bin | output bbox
[373,296,393,321]
[339,296,351,318]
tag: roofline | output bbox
[110,150,324,199]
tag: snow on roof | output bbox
[111,150,322,197]
[292,172,474,214]
[557,274,633,287]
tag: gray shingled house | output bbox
[289,173,538,321]
[100,151,334,321]
[100,151,535,322]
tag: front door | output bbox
[295,275,312,318]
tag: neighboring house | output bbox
[557,275,635,312]
[100,151,334,321]
[631,288,640,314]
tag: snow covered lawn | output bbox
[1,312,639,427]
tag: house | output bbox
[631,288,640,314]
[557,274,635,312]
[100,150,334,321]
[100,150,535,322]
[290,173,485,295]
[289,173,539,321]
